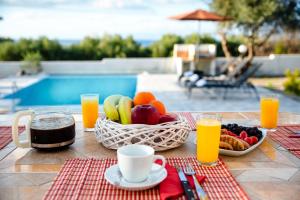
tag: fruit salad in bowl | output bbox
[95,92,191,151]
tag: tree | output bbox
[0,41,21,60]
[121,35,143,57]
[184,33,216,44]
[211,0,300,62]
[98,34,126,58]
[34,37,63,60]
[78,36,102,59]
[150,34,183,57]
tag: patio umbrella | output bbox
[169,9,229,21]
[169,8,230,43]
[169,9,231,71]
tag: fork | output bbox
[183,164,208,200]
[285,127,300,134]
[285,127,300,138]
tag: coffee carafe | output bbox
[12,110,76,149]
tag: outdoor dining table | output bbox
[0,111,300,200]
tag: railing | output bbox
[0,80,18,113]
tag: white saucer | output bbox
[104,163,167,191]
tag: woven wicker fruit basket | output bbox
[95,116,191,151]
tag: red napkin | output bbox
[156,161,206,200]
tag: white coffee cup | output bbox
[117,144,166,183]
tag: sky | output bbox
[0,0,220,40]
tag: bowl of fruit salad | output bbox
[219,124,266,156]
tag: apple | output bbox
[159,113,178,123]
[131,105,160,125]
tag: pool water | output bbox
[5,75,137,106]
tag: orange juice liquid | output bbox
[81,98,99,128]
[260,97,279,129]
[196,119,221,164]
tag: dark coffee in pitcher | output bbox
[30,114,75,149]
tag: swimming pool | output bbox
[5,75,137,106]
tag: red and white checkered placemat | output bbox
[269,125,300,158]
[44,157,249,200]
[290,150,300,158]
[0,126,25,149]
[177,112,196,131]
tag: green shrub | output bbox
[266,82,276,90]
[0,37,13,43]
[274,41,287,54]
[283,69,300,96]
[0,34,260,60]
[20,52,42,74]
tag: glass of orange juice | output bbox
[260,94,279,131]
[196,114,221,166]
[81,94,99,131]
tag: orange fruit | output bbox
[150,100,166,115]
[133,92,156,106]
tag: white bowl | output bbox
[219,129,267,157]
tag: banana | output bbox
[103,95,122,121]
[118,96,133,124]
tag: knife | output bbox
[176,166,196,200]
[288,135,300,138]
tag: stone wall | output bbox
[0,54,299,77]
[0,58,177,77]
[216,54,300,77]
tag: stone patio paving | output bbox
[137,74,300,113]
[0,74,299,114]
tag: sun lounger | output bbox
[187,62,262,100]
[178,58,244,86]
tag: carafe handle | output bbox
[12,110,34,148]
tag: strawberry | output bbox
[239,131,248,140]
[250,136,258,144]
[244,137,253,145]
[222,129,239,138]
[227,130,237,137]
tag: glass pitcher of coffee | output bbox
[12,110,76,149]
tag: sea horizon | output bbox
[58,39,155,47]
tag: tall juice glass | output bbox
[81,94,99,131]
[260,94,279,131]
[196,114,221,166]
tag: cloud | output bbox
[0,0,214,39]
[92,0,145,9]
[92,0,201,9]
[0,0,83,7]
[0,0,202,9]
